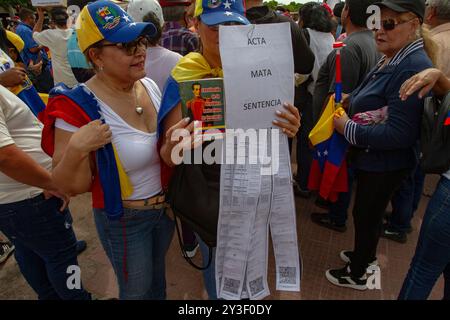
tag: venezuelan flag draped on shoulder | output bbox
[308,97,349,202]
[40,84,133,220]
[157,52,223,189]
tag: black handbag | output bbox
[168,157,220,270]
[420,92,450,174]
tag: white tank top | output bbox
[55,78,162,200]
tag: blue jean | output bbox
[93,207,174,300]
[389,165,425,232]
[0,194,90,300]
[328,167,354,226]
[398,177,450,300]
[197,234,217,300]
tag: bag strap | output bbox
[169,164,212,270]
[173,209,212,271]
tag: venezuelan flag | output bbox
[307,98,349,202]
[41,84,133,220]
[9,77,46,117]
[445,110,450,126]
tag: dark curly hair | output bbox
[0,23,8,53]
[299,2,333,33]
[142,11,163,46]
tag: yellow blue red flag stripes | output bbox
[308,97,348,202]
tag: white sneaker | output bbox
[183,243,199,258]
[0,242,15,264]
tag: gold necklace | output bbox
[134,84,143,115]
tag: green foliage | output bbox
[265,0,279,10]
[263,1,303,13]
[0,0,30,8]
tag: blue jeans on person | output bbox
[328,167,354,226]
[0,194,90,300]
[94,207,174,300]
[197,234,217,300]
[388,165,425,232]
[398,176,450,300]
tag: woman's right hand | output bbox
[0,67,26,87]
[68,120,112,155]
[28,60,43,75]
[341,93,351,110]
[162,117,205,166]
[399,68,443,100]
[166,117,203,146]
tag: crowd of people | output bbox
[0,0,449,300]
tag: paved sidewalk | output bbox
[0,175,444,300]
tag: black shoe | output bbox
[339,250,378,266]
[76,240,87,255]
[315,196,331,209]
[326,264,367,290]
[0,241,15,264]
[293,182,311,199]
[381,225,407,244]
[311,213,347,232]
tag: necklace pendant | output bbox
[135,106,143,115]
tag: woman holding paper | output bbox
[328,0,434,290]
[159,0,301,299]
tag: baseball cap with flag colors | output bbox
[76,0,157,52]
[194,0,250,26]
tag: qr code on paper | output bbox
[249,277,265,295]
[279,267,296,284]
[223,277,240,295]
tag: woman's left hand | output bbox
[273,103,301,138]
[333,111,350,135]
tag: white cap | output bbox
[127,0,165,27]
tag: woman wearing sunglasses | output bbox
[158,0,300,299]
[40,1,174,300]
[326,0,435,290]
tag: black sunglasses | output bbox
[96,37,149,56]
[375,17,417,31]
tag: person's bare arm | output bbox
[400,68,450,100]
[52,120,111,195]
[33,8,45,33]
[0,143,69,211]
[0,143,54,190]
